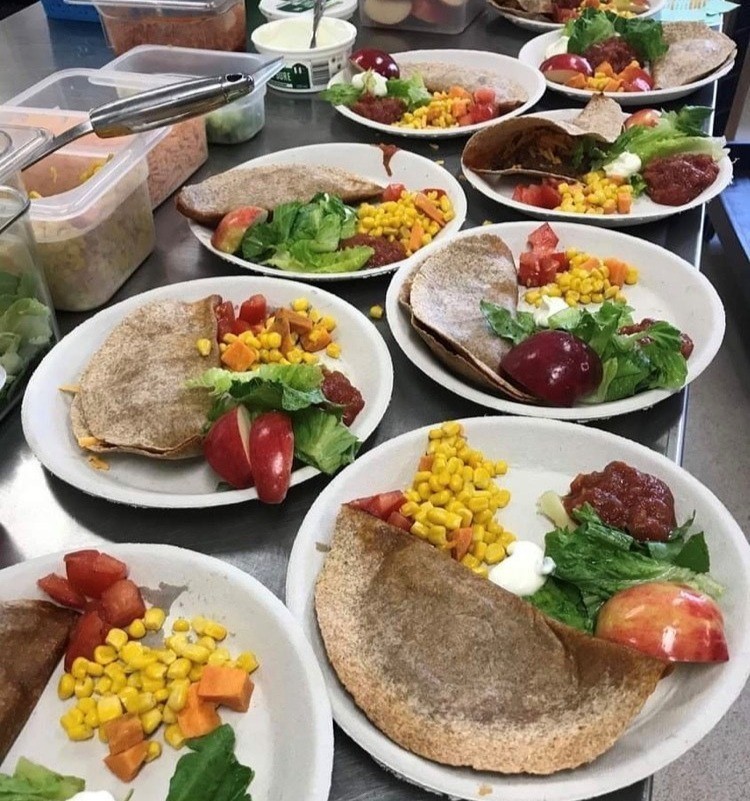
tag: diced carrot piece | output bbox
[597,61,615,78]
[299,326,332,352]
[448,85,471,99]
[104,714,144,756]
[103,741,148,782]
[275,307,314,334]
[605,257,628,286]
[449,528,473,562]
[177,683,221,739]
[451,99,470,119]
[198,665,255,713]
[220,339,256,372]
[414,193,445,225]
[604,78,622,92]
[579,257,600,272]
[565,74,587,89]
[418,454,434,471]
[408,222,424,253]
[617,193,632,215]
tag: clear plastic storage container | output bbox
[66,0,247,54]
[0,138,59,420]
[0,108,156,312]
[358,0,482,34]
[102,45,270,145]
[6,69,208,209]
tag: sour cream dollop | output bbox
[532,295,569,327]
[603,151,642,180]
[545,35,570,60]
[351,70,388,97]
[488,541,555,596]
[69,792,116,801]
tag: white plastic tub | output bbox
[251,17,357,93]
[259,0,357,21]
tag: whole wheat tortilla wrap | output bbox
[462,95,624,180]
[652,22,736,89]
[399,62,528,109]
[176,164,384,227]
[400,233,534,402]
[315,506,669,774]
[71,296,221,460]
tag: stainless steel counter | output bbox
[0,4,717,800]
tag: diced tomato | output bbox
[348,491,407,522]
[527,222,559,254]
[469,102,496,124]
[538,184,562,209]
[458,113,474,126]
[473,87,496,105]
[232,318,252,335]
[518,251,567,287]
[100,579,147,628]
[65,610,108,672]
[37,573,86,609]
[623,77,654,93]
[387,512,413,532]
[381,183,406,202]
[540,251,569,275]
[64,550,128,599]
[215,301,236,342]
[239,294,267,326]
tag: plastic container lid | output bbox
[66,0,239,10]
[259,0,357,21]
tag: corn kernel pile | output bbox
[58,609,259,755]
[197,298,341,370]
[395,91,463,130]
[524,249,639,308]
[357,190,455,256]
[586,0,637,16]
[556,172,634,215]
[399,421,516,578]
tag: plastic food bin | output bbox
[0,140,59,420]
[102,45,271,145]
[65,0,247,54]
[358,0,482,33]
[0,108,156,312]
[41,0,100,21]
[5,69,208,209]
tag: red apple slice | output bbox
[595,582,729,663]
[203,406,254,489]
[211,207,268,255]
[540,54,593,84]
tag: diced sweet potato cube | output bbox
[198,665,255,713]
[177,682,221,739]
[104,713,144,756]
[104,741,148,782]
[221,340,256,372]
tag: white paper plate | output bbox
[21,276,393,508]
[462,109,733,227]
[189,143,468,282]
[327,49,546,140]
[1,543,333,801]
[387,221,724,420]
[286,416,750,801]
[490,0,665,33]
[518,29,735,105]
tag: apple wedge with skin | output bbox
[595,582,729,663]
[203,406,254,489]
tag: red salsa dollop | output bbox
[583,36,640,73]
[351,95,406,126]
[340,234,406,269]
[643,154,719,206]
[563,460,677,541]
[321,369,365,426]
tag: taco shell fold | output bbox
[71,296,221,460]
[315,506,669,774]
[652,22,736,89]
[400,233,534,402]
[462,95,624,180]
[176,164,385,227]
[399,62,528,107]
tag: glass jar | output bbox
[0,179,59,421]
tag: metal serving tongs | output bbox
[0,59,283,178]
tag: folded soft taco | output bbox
[652,22,736,89]
[176,164,384,227]
[71,296,221,460]
[400,233,534,401]
[399,62,528,108]
[462,95,624,180]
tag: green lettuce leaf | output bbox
[480,300,538,345]
[564,8,617,53]
[0,757,85,800]
[527,576,594,633]
[385,74,432,109]
[268,242,373,274]
[565,10,667,62]
[319,82,363,106]
[291,406,360,474]
[612,14,668,62]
